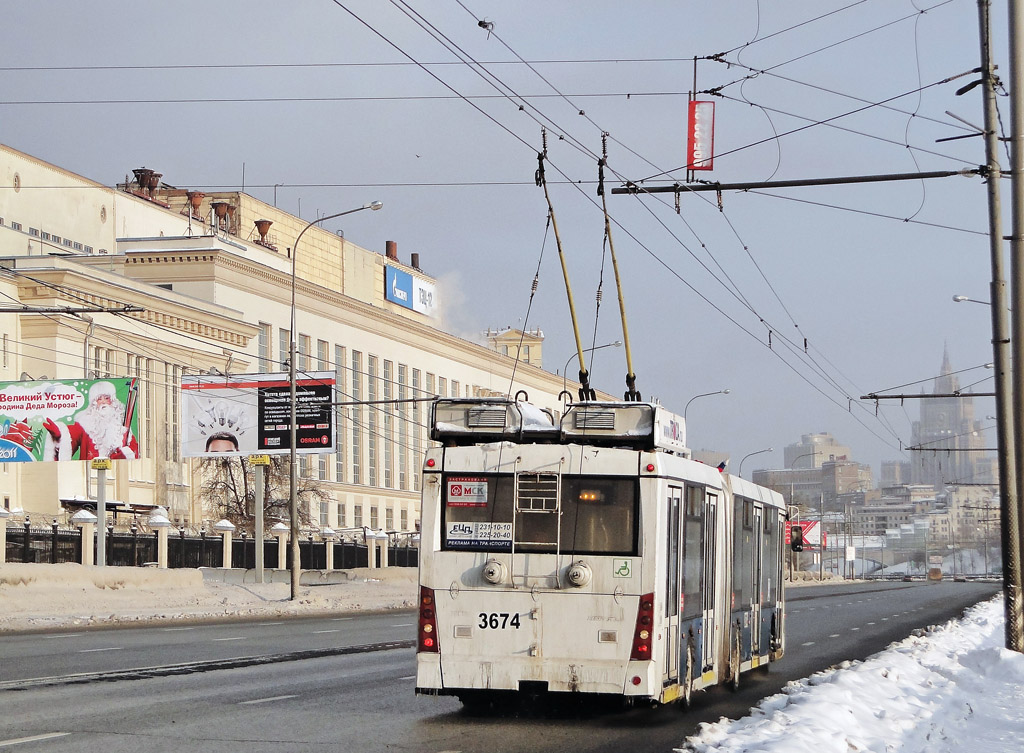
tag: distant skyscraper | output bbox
[910,346,990,488]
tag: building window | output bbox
[386,507,394,530]
[335,344,346,484]
[279,328,290,369]
[522,345,530,362]
[299,334,311,371]
[257,323,271,373]
[320,501,329,527]
[368,356,378,486]
[11,223,21,231]
[401,507,409,530]
[354,504,363,528]
[452,380,460,398]
[412,369,421,492]
[337,503,346,527]
[29,228,39,237]
[438,376,447,399]
[317,339,329,371]
[370,507,379,529]
[383,360,393,489]
[351,351,362,484]
[319,455,328,481]
[398,364,408,491]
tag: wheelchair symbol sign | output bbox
[613,559,632,578]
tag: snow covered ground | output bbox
[680,596,1024,753]
[2,564,1021,751]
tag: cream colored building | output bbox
[0,143,574,534]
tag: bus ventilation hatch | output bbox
[574,409,615,430]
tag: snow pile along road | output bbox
[680,596,1024,753]
[0,563,418,632]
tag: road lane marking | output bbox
[258,622,284,626]
[44,634,82,639]
[161,627,196,632]
[313,630,341,634]
[850,627,860,631]
[213,637,246,642]
[78,647,123,653]
[399,675,416,681]
[391,623,414,628]
[801,642,815,646]
[239,695,298,705]
[829,634,841,638]
[0,733,71,747]
[867,622,876,626]
[331,617,353,622]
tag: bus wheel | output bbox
[729,630,741,692]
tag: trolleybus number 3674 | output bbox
[479,612,522,629]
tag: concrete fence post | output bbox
[271,522,289,571]
[71,509,97,566]
[0,507,8,564]
[214,519,235,569]
[148,510,172,569]
[322,527,336,572]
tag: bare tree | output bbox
[197,456,330,534]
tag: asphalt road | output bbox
[0,580,1000,753]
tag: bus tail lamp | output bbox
[630,593,655,660]
[418,586,439,653]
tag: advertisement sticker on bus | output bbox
[445,521,512,550]
[446,476,488,507]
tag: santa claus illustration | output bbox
[44,381,138,460]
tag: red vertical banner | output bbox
[687,100,716,171]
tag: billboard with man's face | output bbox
[0,378,139,462]
[181,372,336,458]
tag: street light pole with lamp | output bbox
[683,389,730,422]
[738,447,773,479]
[289,201,382,601]
[562,341,621,397]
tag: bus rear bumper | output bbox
[416,654,657,698]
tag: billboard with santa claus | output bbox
[180,372,336,458]
[0,378,139,462]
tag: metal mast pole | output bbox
[1004,0,1024,651]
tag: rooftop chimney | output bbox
[411,252,420,270]
[211,201,230,230]
[186,191,205,217]
[254,219,273,243]
[385,240,398,261]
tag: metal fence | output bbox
[4,524,417,570]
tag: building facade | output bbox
[0,143,577,536]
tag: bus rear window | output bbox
[441,473,638,555]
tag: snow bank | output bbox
[679,596,1024,753]
[0,563,418,632]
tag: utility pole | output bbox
[1003,0,1024,652]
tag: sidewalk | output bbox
[0,563,418,632]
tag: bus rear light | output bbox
[631,675,642,686]
[630,592,655,660]
[418,586,440,653]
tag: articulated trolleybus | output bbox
[415,397,786,708]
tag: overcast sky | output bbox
[0,1,1006,479]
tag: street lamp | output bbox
[562,341,621,396]
[683,389,730,422]
[289,201,382,600]
[953,294,992,306]
[738,447,773,479]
